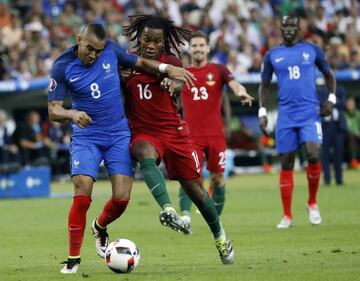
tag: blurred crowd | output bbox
[1,0,360,180]
[0,0,360,81]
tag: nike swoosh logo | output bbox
[275,57,284,63]
[69,77,81,82]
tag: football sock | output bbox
[306,162,321,206]
[279,169,294,219]
[139,158,172,209]
[97,198,129,228]
[194,193,222,237]
[68,195,92,257]
[212,184,225,216]
[179,187,192,216]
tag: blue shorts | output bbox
[276,118,323,154]
[70,130,134,181]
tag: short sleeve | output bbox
[261,52,273,82]
[217,64,234,84]
[312,44,330,74]
[48,61,68,101]
[107,40,138,68]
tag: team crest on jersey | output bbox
[102,62,111,72]
[48,78,57,92]
[206,72,216,86]
[302,52,311,64]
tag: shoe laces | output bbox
[95,229,108,246]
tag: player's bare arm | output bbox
[135,57,195,88]
[258,80,270,136]
[160,77,183,96]
[48,100,92,129]
[228,80,254,106]
[320,69,336,117]
[222,91,232,141]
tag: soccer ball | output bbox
[105,239,140,273]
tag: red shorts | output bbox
[191,135,227,174]
[131,131,201,180]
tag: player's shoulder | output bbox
[299,41,323,53]
[160,53,181,66]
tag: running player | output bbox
[258,15,336,228]
[122,15,234,264]
[178,31,253,231]
[48,23,195,274]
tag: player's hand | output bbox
[160,78,179,96]
[120,68,132,82]
[259,116,270,136]
[320,101,334,117]
[166,65,195,89]
[71,111,92,129]
[235,87,254,106]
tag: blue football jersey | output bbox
[261,42,330,118]
[48,40,137,135]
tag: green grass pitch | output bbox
[0,170,359,281]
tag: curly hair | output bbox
[123,14,192,57]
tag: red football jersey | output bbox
[124,53,187,135]
[181,63,234,137]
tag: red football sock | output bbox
[280,169,294,219]
[68,195,92,257]
[306,162,321,206]
[97,198,129,228]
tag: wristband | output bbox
[159,63,169,73]
[258,107,267,118]
[328,93,336,105]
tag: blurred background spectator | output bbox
[345,95,360,169]
[0,0,360,178]
[0,109,19,167]
[0,0,359,80]
[12,110,49,167]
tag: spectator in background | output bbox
[12,110,49,166]
[229,117,272,173]
[319,83,347,186]
[0,110,19,166]
[1,9,23,49]
[345,96,360,169]
[42,120,71,178]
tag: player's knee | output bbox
[133,142,157,161]
[210,173,225,187]
[307,156,320,164]
[73,176,93,196]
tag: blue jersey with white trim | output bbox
[261,42,330,118]
[48,40,137,135]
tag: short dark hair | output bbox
[189,31,209,44]
[123,14,191,57]
[281,15,300,26]
[83,23,106,41]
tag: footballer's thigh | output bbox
[300,120,322,163]
[70,136,103,182]
[164,135,201,181]
[206,136,226,185]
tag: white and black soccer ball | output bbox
[105,239,140,273]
